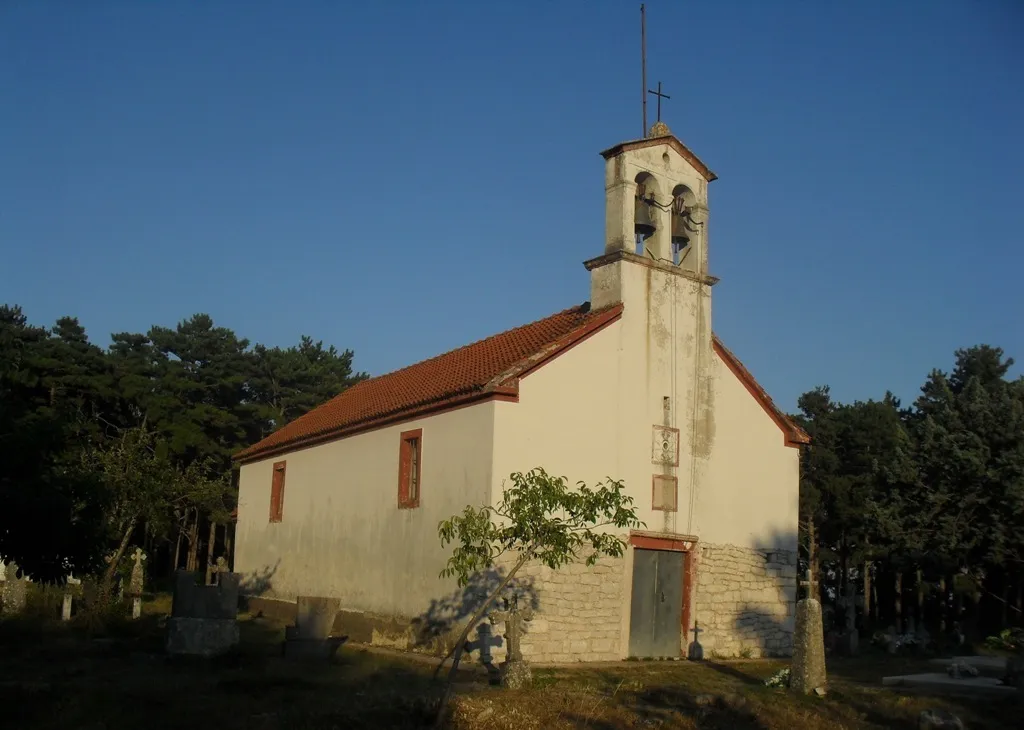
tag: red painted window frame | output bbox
[269,460,287,523]
[398,429,422,509]
[651,474,678,512]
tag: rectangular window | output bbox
[270,461,286,522]
[398,429,422,509]
[652,474,677,512]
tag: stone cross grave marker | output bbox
[128,548,147,619]
[790,569,827,695]
[62,575,82,621]
[490,593,534,689]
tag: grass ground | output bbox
[0,594,1018,729]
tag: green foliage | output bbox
[984,628,1024,654]
[793,343,1024,637]
[1,304,361,584]
[438,467,643,586]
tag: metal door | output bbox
[629,549,684,658]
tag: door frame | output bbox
[629,531,699,645]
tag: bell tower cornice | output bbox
[600,123,718,183]
[584,250,719,287]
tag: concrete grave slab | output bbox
[882,672,1016,697]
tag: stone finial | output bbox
[648,120,672,138]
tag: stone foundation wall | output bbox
[693,543,797,658]
[244,553,628,665]
[506,555,626,664]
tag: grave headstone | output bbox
[128,548,146,619]
[62,575,82,621]
[490,593,534,689]
[165,569,240,656]
[1,562,28,615]
[284,596,345,660]
[790,570,827,695]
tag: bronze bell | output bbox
[671,214,690,248]
[671,198,691,248]
[634,195,656,240]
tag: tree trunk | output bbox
[205,521,217,584]
[432,555,530,728]
[950,573,958,630]
[186,509,200,572]
[917,568,924,628]
[863,562,872,626]
[224,526,233,571]
[840,533,848,596]
[873,578,879,622]
[939,576,947,634]
[103,518,137,590]
[173,528,183,572]
[895,571,903,632]
[1016,579,1022,627]
[806,517,818,599]
[1001,579,1009,628]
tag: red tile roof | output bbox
[234,300,809,462]
[235,302,624,462]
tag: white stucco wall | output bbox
[234,402,496,619]
[699,351,800,552]
[491,323,622,500]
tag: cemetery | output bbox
[1,4,1021,730]
[1,562,1021,729]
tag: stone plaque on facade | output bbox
[651,426,679,466]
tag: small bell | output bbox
[671,197,692,248]
[634,189,656,240]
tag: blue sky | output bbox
[2,1,1022,411]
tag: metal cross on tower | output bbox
[647,81,670,123]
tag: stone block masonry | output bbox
[491,555,626,665]
[693,543,797,658]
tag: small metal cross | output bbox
[647,81,670,122]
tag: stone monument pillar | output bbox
[790,570,827,695]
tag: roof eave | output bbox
[711,335,810,449]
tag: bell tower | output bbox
[587,120,718,308]
[585,121,719,538]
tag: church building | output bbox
[233,122,809,661]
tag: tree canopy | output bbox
[793,345,1024,640]
[0,304,364,582]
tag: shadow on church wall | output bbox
[237,560,280,612]
[411,566,539,664]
